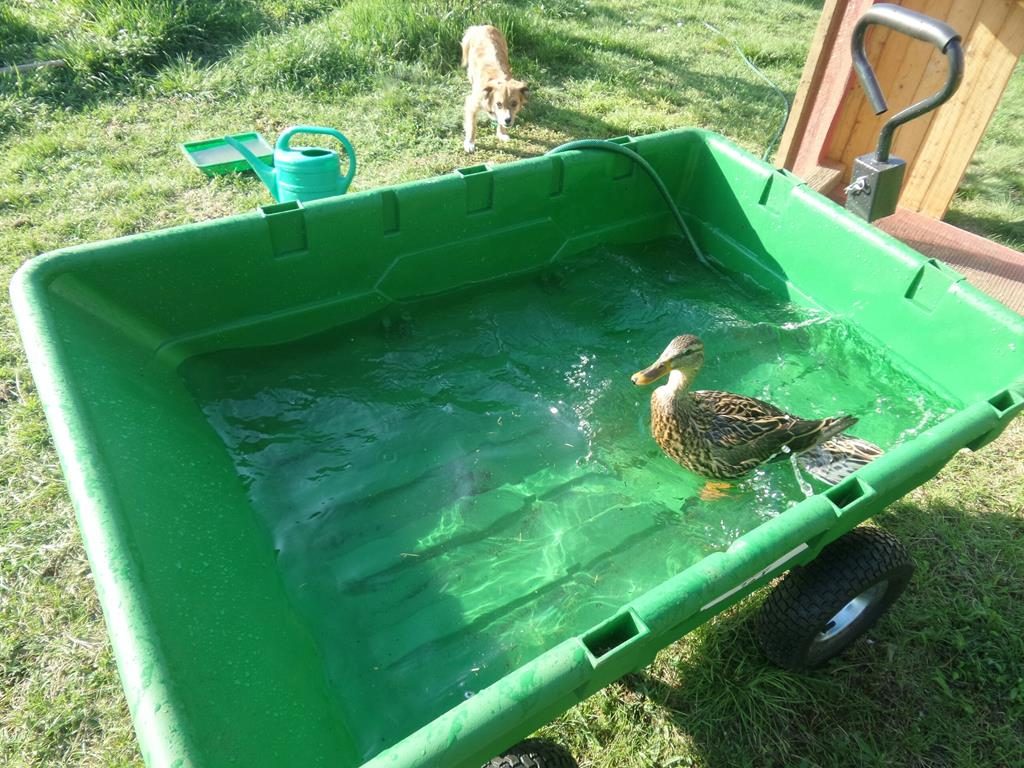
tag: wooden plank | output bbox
[801,162,845,195]
[913,1,1024,215]
[778,0,877,181]
[901,0,1023,215]
[885,0,974,167]
[778,0,1024,221]
[884,0,957,160]
[776,0,847,169]
[897,0,1002,210]
[826,21,895,166]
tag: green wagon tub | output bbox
[10,129,1024,768]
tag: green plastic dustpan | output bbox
[181,132,274,176]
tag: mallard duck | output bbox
[631,334,882,484]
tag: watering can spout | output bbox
[224,135,278,200]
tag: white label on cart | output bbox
[701,543,809,612]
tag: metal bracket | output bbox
[845,153,906,223]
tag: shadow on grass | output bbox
[529,102,629,145]
[512,20,792,140]
[620,496,1024,767]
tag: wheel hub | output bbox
[815,580,889,643]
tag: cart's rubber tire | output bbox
[482,739,579,768]
[756,526,914,671]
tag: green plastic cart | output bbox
[10,129,1023,768]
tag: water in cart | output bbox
[181,238,955,758]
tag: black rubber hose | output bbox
[546,139,704,263]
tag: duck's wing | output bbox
[798,434,884,486]
[694,390,858,465]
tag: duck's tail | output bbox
[798,433,884,486]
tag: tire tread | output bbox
[483,739,579,768]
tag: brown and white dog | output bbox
[461,25,528,153]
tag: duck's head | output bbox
[631,334,705,385]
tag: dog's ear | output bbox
[482,84,494,101]
[515,81,529,101]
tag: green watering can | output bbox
[224,125,357,203]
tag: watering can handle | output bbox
[277,125,357,185]
[851,3,963,163]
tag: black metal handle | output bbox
[851,3,964,162]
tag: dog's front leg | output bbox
[463,94,479,153]
[496,123,510,142]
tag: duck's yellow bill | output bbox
[630,360,669,385]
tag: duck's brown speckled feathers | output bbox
[653,388,857,479]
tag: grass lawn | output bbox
[1,1,1021,766]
